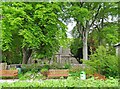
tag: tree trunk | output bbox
[22,47,32,64]
[83,30,88,60]
[22,47,27,64]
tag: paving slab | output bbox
[0,79,19,83]
[0,79,43,83]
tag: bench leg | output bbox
[64,76,68,79]
[13,76,14,80]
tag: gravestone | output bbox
[114,42,120,56]
[0,63,7,70]
[55,46,79,64]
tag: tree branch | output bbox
[79,2,84,7]
[90,4,102,28]
[77,21,83,36]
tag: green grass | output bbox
[0,77,119,88]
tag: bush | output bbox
[69,66,83,77]
[49,62,63,69]
[42,64,50,69]
[21,64,42,73]
[63,63,71,69]
[19,71,44,80]
[83,46,118,78]
[49,62,72,69]
[69,65,94,78]
[40,68,48,73]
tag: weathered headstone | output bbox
[0,63,7,70]
[114,42,120,56]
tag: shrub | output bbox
[69,66,83,77]
[69,65,94,78]
[83,46,118,78]
[40,68,48,73]
[49,62,72,69]
[19,71,44,80]
[42,64,50,69]
[63,63,71,69]
[49,62,63,69]
[21,64,42,73]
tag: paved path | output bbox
[0,79,44,83]
[0,79,19,83]
[0,79,67,83]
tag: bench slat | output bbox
[47,69,69,78]
[48,74,68,77]
[0,70,18,77]
[1,75,17,77]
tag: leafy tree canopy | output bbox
[2,2,67,63]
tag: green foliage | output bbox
[21,63,71,75]
[21,64,42,73]
[40,68,48,73]
[9,67,16,70]
[83,46,118,77]
[84,67,95,75]
[0,77,118,87]
[69,6,89,26]
[49,62,63,69]
[19,71,44,80]
[1,2,119,64]
[69,67,82,77]
[42,64,50,70]
[67,2,118,61]
[2,50,22,64]
[22,64,50,74]
[69,65,94,78]
[2,2,67,63]
[49,62,71,69]
[70,38,82,58]
[63,63,71,69]
[102,25,119,45]
[90,24,119,47]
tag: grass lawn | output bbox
[0,77,119,88]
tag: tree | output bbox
[64,2,118,60]
[2,2,67,64]
[66,2,100,60]
[90,2,118,46]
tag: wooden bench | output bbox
[0,70,18,79]
[47,69,69,79]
